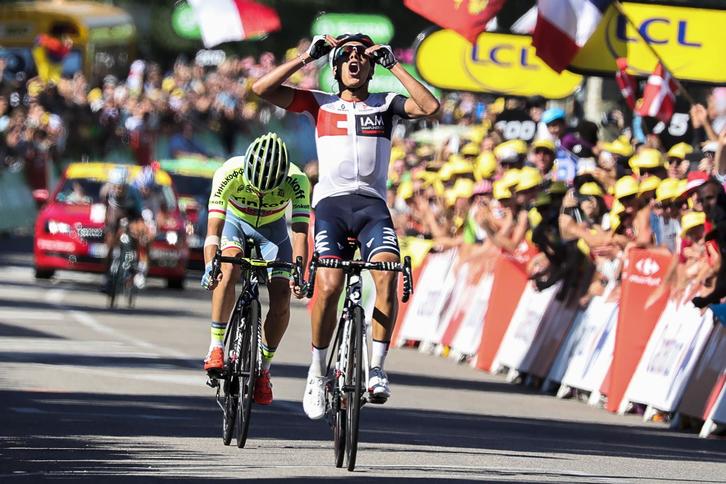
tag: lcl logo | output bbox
[635,258,660,276]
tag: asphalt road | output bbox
[0,236,725,483]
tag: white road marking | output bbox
[0,310,63,320]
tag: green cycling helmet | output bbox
[244,132,289,192]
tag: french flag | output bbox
[532,0,613,73]
[188,0,281,48]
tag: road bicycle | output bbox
[304,252,413,471]
[206,241,303,448]
[107,218,138,309]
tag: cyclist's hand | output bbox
[290,278,305,299]
[307,34,335,60]
[366,44,397,69]
[201,262,220,290]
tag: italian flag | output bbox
[188,0,281,48]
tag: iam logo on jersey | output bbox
[635,257,660,276]
[356,114,390,138]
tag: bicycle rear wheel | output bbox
[222,316,240,446]
[345,306,364,471]
[236,300,260,448]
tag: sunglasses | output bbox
[334,45,369,63]
[619,194,637,204]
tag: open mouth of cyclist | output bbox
[348,61,361,77]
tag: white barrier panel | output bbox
[491,282,559,374]
[620,299,714,414]
[396,249,457,343]
[431,260,471,344]
[450,273,495,357]
[558,297,619,395]
[546,308,587,388]
[701,382,726,437]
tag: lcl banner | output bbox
[415,29,583,99]
[571,2,726,84]
[606,249,672,413]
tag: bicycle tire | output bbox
[222,316,240,446]
[107,258,121,309]
[345,305,364,471]
[332,327,346,468]
[237,300,259,448]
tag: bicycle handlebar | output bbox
[210,250,306,289]
[303,252,414,303]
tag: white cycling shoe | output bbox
[303,375,327,420]
[367,367,391,402]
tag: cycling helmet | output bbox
[134,166,156,190]
[109,166,129,186]
[329,33,375,71]
[244,132,289,192]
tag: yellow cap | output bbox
[610,214,622,232]
[656,178,680,202]
[499,168,521,189]
[453,178,475,199]
[493,180,512,200]
[532,192,551,208]
[611,199,625,216]
[532,139,556,152]
[681,211,706,236]
[415,145,434,158]
[461,142,480,157]
[438,163,454,181]
[601,136,634,157]
[494,139,527,162]
[579,182,604,197]
[490,97,505,115]
[515,166,543,192]
[476,151,497,180]
[397,181,414,200]
[614,176,639,200]
[630,148,664,169]
[449,157,475,176]
[638,176,661,196]
[162,77,176,92]
[87,87,102,103]
[548,181,568,195]
[413,170,437,184]
[391,145,406,162]
[528,207,543,227]
[676,179,689,199]
[667,142,694,160]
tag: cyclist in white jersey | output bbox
[253,33,439,419]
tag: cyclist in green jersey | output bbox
[201,133,310,405]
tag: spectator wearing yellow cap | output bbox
[666,142,693,179]
[494,139,527,171]
[651,178,682,253]
[680,211,706,243]
[613,175,653,248]
[630,148,667,180]
[531,139,556,179]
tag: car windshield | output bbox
[169,173,212,199]
[55,178,103,204]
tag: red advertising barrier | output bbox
[606,249,672,412]
[475,253,530,372]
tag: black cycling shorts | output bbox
[314,194,400,261]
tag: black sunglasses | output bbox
[334,45,369,63]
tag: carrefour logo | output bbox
[635,258,660,276]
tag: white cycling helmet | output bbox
[109,166,129,186]
[244,132,289,192]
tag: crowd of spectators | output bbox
[0,38,320,191]
[383,88,726,309]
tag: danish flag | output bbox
[636,62,679,123]
[615,57,637,110]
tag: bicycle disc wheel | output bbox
[237,300,259,448]
[222,317,240,446]
[345,306,364,471]
[332,331,346,468]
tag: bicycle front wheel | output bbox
[222,316,240,446]
[237,300,260,448]
[332,326,346,468]
[107,259,121,309]
[345,305,364,471]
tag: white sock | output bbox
[309,345,328,377]
[371,340,389,370]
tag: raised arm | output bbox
[366,45,439,118]
[252,35,336,109]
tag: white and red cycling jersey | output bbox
[287,89,411,207]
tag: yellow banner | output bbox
[415,29,583,99]
[572,2,726,84]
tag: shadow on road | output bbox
[1,385,724,482]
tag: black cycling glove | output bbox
[307,35,333,60]
[372,45,397,69]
